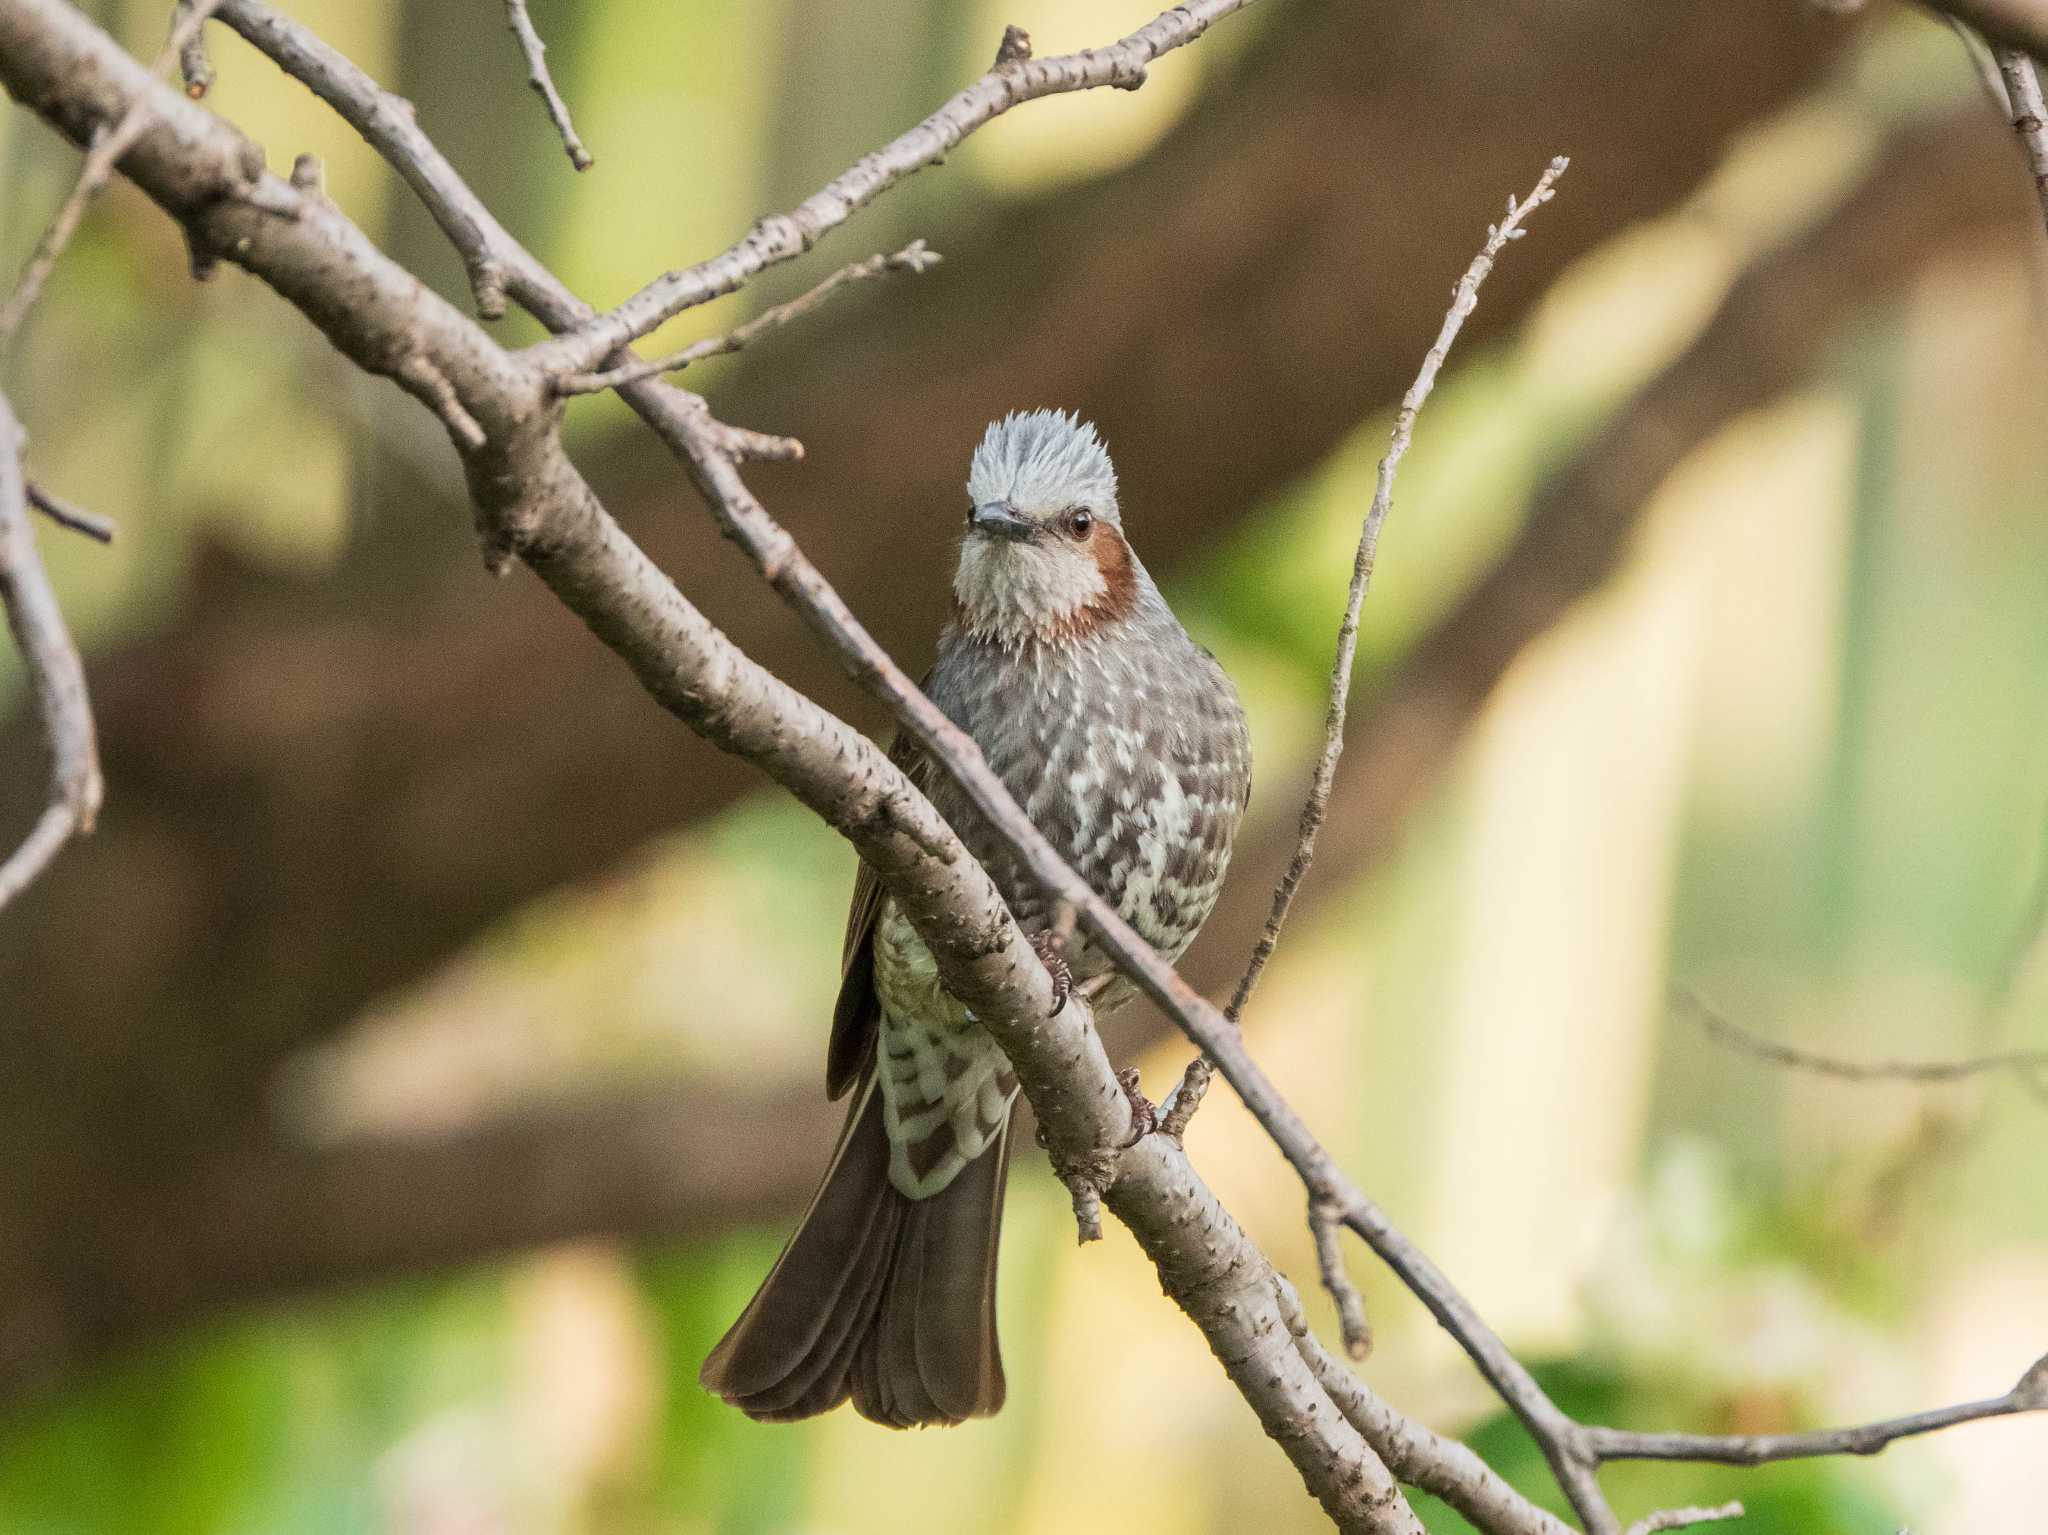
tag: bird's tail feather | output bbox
[699,1078,1010,1427]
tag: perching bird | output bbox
[700,409,1252,1427]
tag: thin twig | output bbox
[1162,157,1572,1138]
[0,0,226,352]
[1163,161,1573,1379]
[1994,45,2048,235]
[1678,988,2048,1087]
[542,0,1261,370]
[26,481,115,543]
[1311,1197,1373,1359]
[1620,1505,1745,1535]
[208,0,776,475]
[1233,154,1571,1022]
[170,0,214,97]
[553,242,941,395]
[1582,1349,2048,1463]
[1156,1055,1212,1141]
[502,0,592,171]
[1280,1277,1578,1535]
[396,354,486,452]
[0,394,102,908]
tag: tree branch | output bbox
[553,240,941,395]
[1230,157,1569,1023]
[1992,44,2048,232]
[540,0,1263,370]
[1679,988,2048,1089]
[1165,157,1569,1145]
[0,393,100,908]
[1284,1282,1578,1535]
[1619,1506,1745,1535]
[1582,1349,2048,1463]
[169,0,213,96]
[0,0,225,351]
[501,0,591,171]
[24,479,114,543]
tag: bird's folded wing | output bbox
[827,722,936,1099]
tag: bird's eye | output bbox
[965,504,976,526]
[1063,508,1094,540]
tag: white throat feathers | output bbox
[953,410,1135,647]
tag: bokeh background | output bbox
[3,0,2046,1530]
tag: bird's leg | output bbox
[1115,1066,1158,1147]
[1028,927,1072,1016]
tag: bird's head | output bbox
[953,410,1139,647]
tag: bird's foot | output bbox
[1029,929,1072,1016]
[1116,1066,1158,1147]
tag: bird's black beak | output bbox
[969,501,1038,543]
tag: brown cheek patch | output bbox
[1053,525,1139,642]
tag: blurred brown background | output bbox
[2,0,2045,1529]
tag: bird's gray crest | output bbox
[966,409,1120,523]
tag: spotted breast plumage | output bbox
[700,410,1251,1429]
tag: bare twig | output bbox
[1678,988,2048,1088]
[0,0,226,351]
[170,0,213,97]
[396,354,486,452]
[0,395,101,907]
[1620,1506,1746,1535]
[1232,155,1571,1023]
[1994,45,2048,234]
[1311,1196,1373,1359]
[1161,156,1569,1386]
[502,0,592,171]
[211,0,539,319]
[1156,1054,1212,1140]
[1281,1279,1578,1535]
[553,242,941,395]
[207,0,773,482]
[1583,1349,2048,1462]
[1048,1135,1113,1245]
[25,481,115,543]
[1164,159,1570,1135]
[541,0,1262,370]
